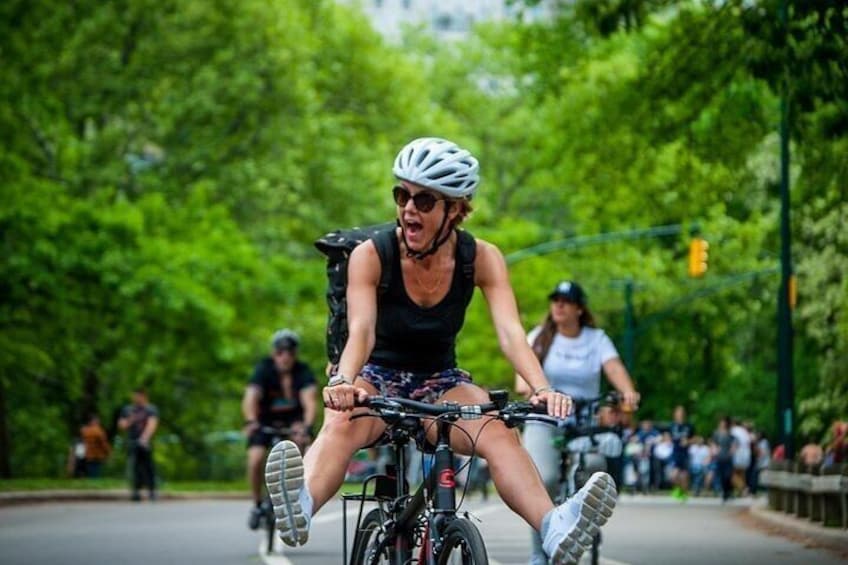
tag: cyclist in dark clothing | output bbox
[264,137,618,564]
[243,329,317,529]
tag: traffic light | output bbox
[688,238,709,277]
[788,274,797,310]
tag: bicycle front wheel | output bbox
[437,518,488,565]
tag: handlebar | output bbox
[570,391,622,412]
[353,392,559,427]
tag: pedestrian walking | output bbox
[80,414,111,478]
[118,388,159,501]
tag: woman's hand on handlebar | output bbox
[530,389,573,419]
[323,382,370,411]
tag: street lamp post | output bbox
[622,279,635,372]
[776,0,795,459]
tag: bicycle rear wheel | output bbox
[350,508,393,565]
[437,518,488,565]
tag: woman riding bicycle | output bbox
[266,137,618,564]
[516,281,640,565]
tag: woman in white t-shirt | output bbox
[516,281,639,565]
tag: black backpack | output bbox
[314,223,477,365]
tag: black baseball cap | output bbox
[547,281,587,306]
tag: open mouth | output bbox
[404,219,424,239]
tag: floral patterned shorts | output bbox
[358,364,473,403]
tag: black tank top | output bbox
[368,233,475,373]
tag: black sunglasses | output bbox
[392,185,444,213]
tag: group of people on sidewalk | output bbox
[620,411,772,502]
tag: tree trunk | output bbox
[81,367,100,423]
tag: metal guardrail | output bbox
[759,461,847,529]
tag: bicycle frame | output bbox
[343,415,460,565]
[558,423,617,494]
[343,392,555,565]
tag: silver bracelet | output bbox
[533,385,554,395]
[328,374,352,387]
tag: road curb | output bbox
[747,499,848,555]
[0,489,250,506]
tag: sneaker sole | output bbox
[551,472,617,565]
[265,440,309,547]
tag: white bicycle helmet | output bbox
[393,137,479,199]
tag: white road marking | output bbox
[258,537,292,565]
[257,509,345,565]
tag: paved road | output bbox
[0,495,842,564]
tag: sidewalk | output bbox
[747,498,848,556]
[0,489,249,506]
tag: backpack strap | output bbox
[371,227,396,294]
[456,229,477,302]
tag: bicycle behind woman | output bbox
[516,281,640,565]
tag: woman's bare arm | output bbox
[475,240,571,418]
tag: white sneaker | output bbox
[542,472,617,564]
[265,440,311,546]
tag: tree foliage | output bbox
[1,0,845,477]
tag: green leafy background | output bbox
[1,0,845,478]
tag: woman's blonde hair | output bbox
[449,197,473,226]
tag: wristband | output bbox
[533,385,554,395]
[328,374,353,387]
